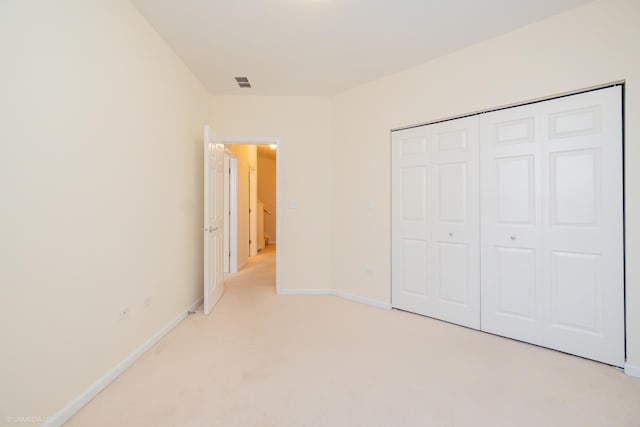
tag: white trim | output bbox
[190,297,204,311]
[275,143,281,294]
[224,153,230,273]
[277,288,331,296]
[220,136,280,144]
[276,288,391,310]
[624,363,640,378]
[44,297,203,427]
[390,81,624,132]
[331,290,392,310]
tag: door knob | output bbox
[510,235,517,241]
[448,232,454,237]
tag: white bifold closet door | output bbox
[480,86,624,366]
[392,116,480,329]
[392,86,624,367]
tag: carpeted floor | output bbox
[65,245,640,426]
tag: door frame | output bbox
[224,150,238,273]
[220,137,281,292]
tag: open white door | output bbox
[204,126,225,315]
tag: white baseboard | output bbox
[276,288,391,310]
[624,363,640,378]
[330,290,392,310]
[44,297,203,427]
[277,288,331,295]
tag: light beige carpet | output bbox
[66,245,640,426]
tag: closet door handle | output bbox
[510,235,517,241]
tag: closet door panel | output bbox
[430,116,480,329]
[495,156,535,224]
[540,87,624,366]
[392,116,480,329]
[480,106,544,345]
[400,239,429,295]
[437,162,467,223]
[392,128,433,315]
[436,242,469,305]
[494,247,537,321]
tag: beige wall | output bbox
[227,144,258,267]
[211,96,332,291]
[0,0,211,421]
[330,0,640,367]
[258,153,277,243]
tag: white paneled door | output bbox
[392,126,431,316]
[392,116,480,329]
[392,86,624,367]
[480,103,545,345]
[204,126,225,315]
[481,87,624,366]
[541,88,624,366]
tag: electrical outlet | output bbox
[143,296,153,307]
[119,307,129,320]
[289,199,298,209]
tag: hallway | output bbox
[66,244,640,426]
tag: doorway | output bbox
[221,137,281,291]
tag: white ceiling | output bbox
[131,0,593,96]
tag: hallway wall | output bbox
[258,151,277,244]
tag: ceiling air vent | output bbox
[234,76,251,88]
